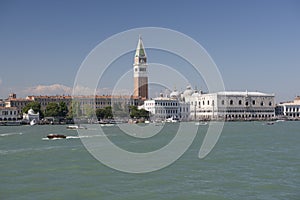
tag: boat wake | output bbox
[42,135,107,140]
[42,137,64,140]
[0,132,23,137]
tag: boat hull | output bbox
[47,134,67,139]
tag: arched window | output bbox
[230,100,233,105]
[245,101,249,106]
[207,100,210,105]
[260,101,264,106]
[221,100,225,105]
[238,100,242,105]
[252,100,255,105]
[269,102,272,106]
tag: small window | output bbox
[238,100,242,105]
[260,101,264,106]
[221,100,225,105]
[269,102,272,106]
[207,100,210,105]
[245,101,249,106]
[252,100,255,105]
[230,100,233,105]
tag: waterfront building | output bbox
[184,89,275,120]
[26,95,72,111]
[0,106,18,121]
[276,96,300,118]
[142,90,189,121]
[133,36,148,99]
[73,95,142,116]
[5,94,33,116]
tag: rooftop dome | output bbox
[28,108,35,115]
[183,85,193,97]
[191,90,200,97]
[27,108,39,115]
[170,90,180,99]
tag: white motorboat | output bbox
[195,121,208,126]
[30,119,37,126]
[66,125,86,129]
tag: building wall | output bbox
[144,98,179,119]
[276,97,300,118]
[187,92,275,120]
[134,77,148,99]
[283,105,300,117]
[0,107,18,121]
[5,98,33,116]
[144,98,189,120]
[27,95,72,111]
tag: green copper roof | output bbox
[135,36,147,58]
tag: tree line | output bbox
[22,101,69,119]
[22,101,149,120]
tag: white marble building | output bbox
[185,90,275,120]
[276,97,300,118]
[142,91,189,121]
[141,85,275,121]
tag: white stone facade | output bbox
[143,93,189,121]
[276,97,300,118]
[186,91,275,120]
[142,87,275,121]
[0,107,18,121]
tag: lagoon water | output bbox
[0,122,299,200]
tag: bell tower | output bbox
[133,35,148,99]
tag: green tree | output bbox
[59,101,68,117]
[22,101,44,118]
[112,103,129,118]
[96,108,106,120]
[45,102,60,117]
[139,108,149,119]
[70,101,82,118]
[129,105,139,118]
[104,106,113,119]
[84,104,95,118]
[96,106,113,120]
[129,105,149,119]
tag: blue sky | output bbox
[0,0,299,102]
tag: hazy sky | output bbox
[0,0,299,102]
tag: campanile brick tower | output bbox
[133,36,148,99]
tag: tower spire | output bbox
[133,35,148,99]
[135,35,147,62]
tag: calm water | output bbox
[0,122,299,200]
